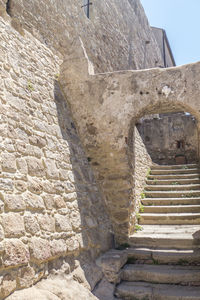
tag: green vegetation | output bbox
[146,168,151,177]
[27,81,34,91]
[136,212,141,220]
[141,192,146,199]
[55,73,60,80]
[139,203,144,213]
[134,224,143,232]
[171,181,179,185]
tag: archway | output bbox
[127,101,200,241]
[60,56,200,244]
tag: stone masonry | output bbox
[0,0,163,72]
[60,55,200,244]
[0,14,112,299]
[0,0,200,298]
[137,112,198,164]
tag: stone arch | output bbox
[126,100,200,242]
[128,99,200,168]
[60,54,200,244]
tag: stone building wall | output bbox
[137,113,198,164]
[0,16,112,298]
[133,127,152,224]
[0,0,179,297]
[0,0,163,72]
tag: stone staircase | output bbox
[115,163,200,300]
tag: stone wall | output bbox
[137,112,198,164]
[0,0,190,297]
[0,0,163,72]
[0,16,112,298]
[133,127,152,224]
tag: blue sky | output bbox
[140,0,200,66]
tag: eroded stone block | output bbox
[1,153,16,173]
[24,214,40,235]
[26,157,45,177]
[29,237,51,263]
[55,213,72,232]
[3,239,30,267]
[4,194,26,212]
[2,213,25,238]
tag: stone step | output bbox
[151,168,200,175]
[115,282,200,300]
[142,197,200,206]
[126,247,200,264]
[139,213,200,225]
[143,205,200,214]
[148,173,200,180]
[151,164,198,170]
[129,225,200,249]
[133,224,200,234]
[147,178,200,185]
[145,190,200,198]
[145,184,200,191]
[121,264,200,284]
[129,235,200,249]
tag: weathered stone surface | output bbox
[97,249,127,283]
[37,214,55,232]
[0,274,16,299]
[0,178,13,191]
[14,180,27,192]
[7,0,163,73]
[7,278,98,300]
[24,213,40,235]
[70,210,82,231]
[50,239,67,257]
[1,153,16,173]
[54,196,66,209]
[3,239,30,267]
[44,159,59,179]
[29,135,46,148]
[4,194,26,212]
[81,263,103,290]
[0,224,4,241]
[28,177,43,194]
[93,278,115,300]
[66,236,80,252]
[16,158,28,174]
[43,195,66,210]
[55,214,72,232]
[29,238,51,263]
[26,157,45,177]
[2,213,25,238]
[23,192,45,211]
[17,266,35,289]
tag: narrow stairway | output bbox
[115,163,200,300]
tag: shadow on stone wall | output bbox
[52,80,113,289]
